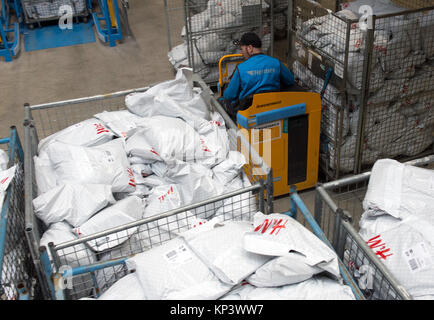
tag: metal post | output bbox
[354,16,375,174]
[39,246,56,300]
[164,0,172,51]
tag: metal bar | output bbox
[28,87,150,110]
[53,184,262,251]
[321,154,434,190]
[39,246,56,300]
[67,257,127,277]
[354,16,375,174]
[163,0,172,51]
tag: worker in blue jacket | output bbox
[222,32,296,120]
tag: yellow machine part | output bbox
[237,91,322,196]
[107,0,117,28]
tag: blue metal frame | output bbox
[237,103,306,129]
[0,127,25,299]
[92,0,122,47]
[0,0,20,62]
[286,186,366,300]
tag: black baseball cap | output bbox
[233,32,262,48]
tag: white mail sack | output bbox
[93,110,147,139]
[40,221,96,267]
[33,183,116,227]
[125,237,232,300]
[221,276,355,300]
[140,184,198,247]
[246,254,336,288]
[363,159,434,219]
[184,220,272,285]
[46,138,136,193]
[125,116,217,164]
[0,149,8,170]
[359,220,434,299]
[98,272,146,300]
[126,68,210,129]
[0,165,16,213]
[33,151,58,195]
[38,118,115,154]
[73,196,144,252]
[243,212,340,278]
[162,161,225,205]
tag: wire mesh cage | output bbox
[21,0,89,24]
[0,128,41,300]
[314,155,434,300]
[23,74,273,299]
[166,0,275,86]
[288,0,434,179]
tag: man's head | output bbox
[236,32,262,59]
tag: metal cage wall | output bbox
[165,0,275,86]
[288,0,434,179]
[0,127,40,300]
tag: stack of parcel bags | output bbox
[32,67,355,300]
[92,212,356,300]
[348,158,434,300]
[293,0,434,172]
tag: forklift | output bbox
[217,54,322,197]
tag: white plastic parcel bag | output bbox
[140,184,199,247]
[125,236,232,300]
[246,253,335,288]
[73,196,144,252]
[40,221,96,267]
[33,183,116,227]
[183,220,272,285]
[33,150,57,195]
[222,276,355,300]
[363,159,434,219]
[46,138,136,193]
[38,118,115,153]
[212,151,246,186]
[0,149,8,170]
[125,68,210,129]
[93,110,147,139]
[125,116,216,164]
[98,272,146,300]
[243,212,340,278]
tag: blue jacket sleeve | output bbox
[223,68,241,102]
[280,62,295,87]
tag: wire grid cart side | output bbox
[287,188,365,300]
[43,186,364,300]
[287,0,434,180]
[0,127,39,300]
[314,155,434,300]
[165,0,275,86]
[23,74,273,300]
[21,0,90,25]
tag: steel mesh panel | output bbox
[167,0,273,85]
[1,139,38,300]
[53,187,259,299]
[290,0,434,178]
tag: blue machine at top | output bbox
[0,0,20,62]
